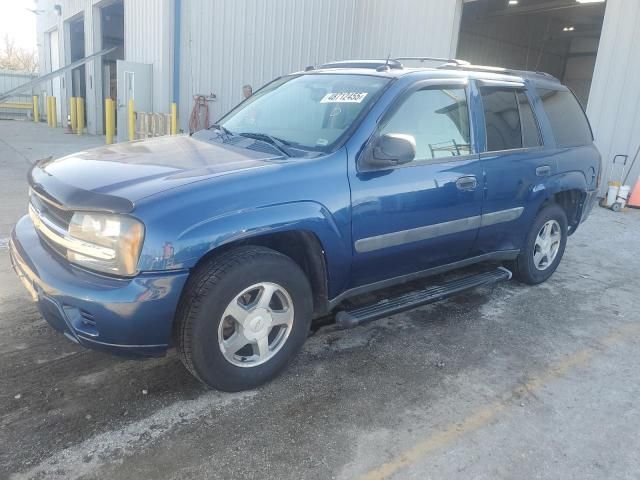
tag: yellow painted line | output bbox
[359,323,640,480]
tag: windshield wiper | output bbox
[208,123,233,137]
[237,132,292,157]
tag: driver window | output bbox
[381,87,471,160]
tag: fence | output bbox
[0,70,38,120]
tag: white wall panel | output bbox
[587,0,640,190]
[179,0,461,128]
[124,0,174,114]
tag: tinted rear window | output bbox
[537,88,592,147]
[480,88,522,151]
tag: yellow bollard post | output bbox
[50,96,57,128]
[33,96,39,123]
[46,96,52,127]
[105,98,115,144]
[76,97,85,135]
[171,102,177,135]
[128,98,135,141]
[70,97,77,133]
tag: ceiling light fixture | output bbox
[508,0,519,4]
[563,26,575,31]
[576,0,605,4]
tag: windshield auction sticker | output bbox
[320,92,368,103]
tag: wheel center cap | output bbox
[244,308,272,338]
[251,316,265,332]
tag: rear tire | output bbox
[508,204,568,285]
[176,246,313,391]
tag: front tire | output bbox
[176,246,313,391]
[509,204,568,285]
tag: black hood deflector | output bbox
[28,159,135,213]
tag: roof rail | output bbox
[317,59,404,70]
[394,57,471,66]
[436,63,560,82]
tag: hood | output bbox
[28,134,284,213]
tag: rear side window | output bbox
[537,88,592,147]
[479,88,522,151]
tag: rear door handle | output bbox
[536,165,551,177]
[456,176,477,191]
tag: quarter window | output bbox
[537,88,592,147]
[380,87,471,160]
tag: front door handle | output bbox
[536,165,551,177]
[456,176,477,191]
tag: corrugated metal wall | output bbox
[124,0,174,114]
[35,0,101,133]
[0,70,38,119]
[179,0,462,128]
[36,0,177,131]
[587,0,640,191]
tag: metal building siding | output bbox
[0,70,38,118]
[352,0,460,59]
[124,0,174,113]
[179,0,461,128]
[587,0,640,190]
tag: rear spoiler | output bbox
[28,158,134,214]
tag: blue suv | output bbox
[10,58,600,391]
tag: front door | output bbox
[348,81,484,288]
[116,60,152,142]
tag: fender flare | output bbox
[529,170,588,209]
[153,201,352,296]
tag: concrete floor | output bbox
[1,120,639,480]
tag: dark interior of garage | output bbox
[458,0,606,107]
[68,15,86,101]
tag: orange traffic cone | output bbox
[628,178,640,208]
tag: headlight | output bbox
[67,212,145,276]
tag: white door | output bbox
[116,60,152,142]
[49,30,61,123]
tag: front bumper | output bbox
[10,215,189,357]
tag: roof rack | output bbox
[309,58,560,83]
[437,63,560,82]
[314,57,469,72]
[394,57,470,66]
[316,59,404,71]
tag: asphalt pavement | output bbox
[1,120,639,480]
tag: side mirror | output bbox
[362,133,416,170]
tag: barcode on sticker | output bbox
[320,92,368,103]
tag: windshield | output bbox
[218,74,390,152]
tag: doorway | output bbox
[67,15,86,124]
[458,0,606,107]
[99,0,124,134]
[48,29,61,123]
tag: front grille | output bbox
[28,192,116,265]
[30,191,73,230]
[29,190,69,258]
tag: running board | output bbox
[335,267,512,329]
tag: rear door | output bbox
[474,80,552,254]
[348,79,484,288]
